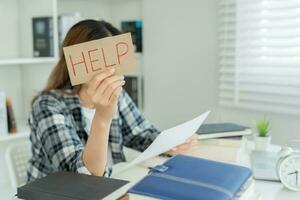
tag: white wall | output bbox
[1,0,298,147]
[217,107,300,145]
[142,0,218,129]
[110,0,142,29]
[0,0,24,124]
[58,0,112,20]
[142,0,299,146]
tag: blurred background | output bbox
[0,0,300,198]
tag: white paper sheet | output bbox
[113,111,210,174]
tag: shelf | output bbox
[0,57,58,66]
[0,131,30,142]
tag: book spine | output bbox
[198,138,243,147]
[124,76,139,107]
[0,92,8,135]
[32,17,54,57]
[49,17,54,57]
[121,20,143,52]
[135,20,142,52]
[6,98,17,133]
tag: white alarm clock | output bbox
[276,147,300,191]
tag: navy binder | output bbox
[129,154,252,200]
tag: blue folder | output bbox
[129,154,252,200]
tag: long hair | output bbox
[32,20,121,104]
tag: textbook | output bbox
[128,154,253,200]
[198,136,244,148]
[0,91,8,135]
[197,123,252,139]
[196,136,247,162]
[17,172,129,200]
[32,17,54,57]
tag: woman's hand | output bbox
[166,134,199,156]
[82,68,125,176]
[86,68,125,123]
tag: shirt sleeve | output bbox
[118,90,160,152]
[32,94,92,175]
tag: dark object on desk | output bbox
[128,154,253,200]
[17,172,129,200]
[121,20,142,52]
[197,122,252,139]
[32,16,54,57]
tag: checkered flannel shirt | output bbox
[27,89,160,182]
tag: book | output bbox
[17,172,129,200]
[124,76,140,107]
[121,20,142,52]
[198,136,244,148]
[197,123,252,139]
[6,98,17,133]
[128,154,253,200]
[58,13,81,46]
[196,143,245,163]
[0,91,8,135]
[32,16,54,57]
[196,137,247,163]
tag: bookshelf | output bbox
[0,0,143,137]
[0,57,58,66]
[1,1,143,199]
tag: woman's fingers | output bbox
[109,86,123,104]
[170,134,199,153]
[92,79,124,105]
[87,68,116,95]
[102,80,125,103]
[185,134,198,146]
[97,74,124,95]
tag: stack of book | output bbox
[195,123,252,163]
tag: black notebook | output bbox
[196,123,251,139]
[17,172,129,200]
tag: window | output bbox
[219,0,300,115]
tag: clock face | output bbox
[279,154,300,191]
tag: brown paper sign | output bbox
[63,33,137,85]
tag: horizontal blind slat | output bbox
[218,0,300,115]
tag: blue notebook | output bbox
[128,155,252,200]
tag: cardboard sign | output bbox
[63,33,137,85]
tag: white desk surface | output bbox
[3,140,300,200]
[110,141,300,200]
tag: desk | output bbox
[111,141,300,200]
[3,140,300,200]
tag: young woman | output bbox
[27,20,197,182]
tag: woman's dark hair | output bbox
[32,20,122,103]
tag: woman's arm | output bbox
[82,68,124,176]
[119,91,160,152]
[119,91,198,156]
[31,68,124,177]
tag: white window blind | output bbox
[219,0,300,115]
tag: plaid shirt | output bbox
[27,89,160,182]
